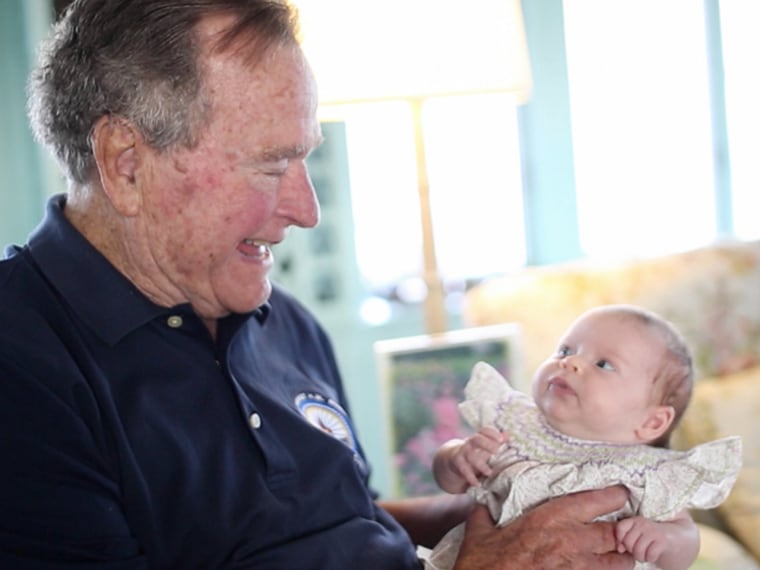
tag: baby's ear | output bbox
[635,405,675,443]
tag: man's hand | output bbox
[452,486,635,569]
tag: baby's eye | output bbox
[557,345,573,357]
[596,359,615,371]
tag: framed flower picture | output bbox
[374,323,521,498]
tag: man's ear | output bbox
[91,115,143,216]
[635,405,675,443]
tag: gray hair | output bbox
[27,0,299,184]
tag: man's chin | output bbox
[235,280,272,314]
[199,279,272,318]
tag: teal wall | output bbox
[0,0,59,250]
[518,0,582,264]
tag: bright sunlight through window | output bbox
[720,0,760,241]
[563,0,717,259]
[335,95,526,296]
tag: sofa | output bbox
[461,238,760,567]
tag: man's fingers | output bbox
[465,504,495,528]
[587,520,619,555]
[595,551,636,569]
[556,486,629,522]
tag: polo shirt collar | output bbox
[26,194,269,346]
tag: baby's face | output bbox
[532,309,666,443]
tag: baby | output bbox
[425,304,742,570]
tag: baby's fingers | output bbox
[477,427,509,451]
[614,519,633,553]
[459,447,495,484]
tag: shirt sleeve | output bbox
[0,351,147,568]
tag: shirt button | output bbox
[167,315,183,328]
[249,413,262,429]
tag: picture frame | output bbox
[374,323,522,498]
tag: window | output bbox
[563,0,717,258]
[334,94,526,303]
[720,0,760,241]
[424,95,526,282]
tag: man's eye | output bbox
[596,359,615,371]
[258,160,288,177]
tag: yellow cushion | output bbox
[673,366,760,562]
[694,524,760,569]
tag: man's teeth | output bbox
[241,239,271,257]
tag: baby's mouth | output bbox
[548,376,574,394]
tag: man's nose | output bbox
[281,162,320,229]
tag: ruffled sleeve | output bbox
[638,435,743,519]
[458,360,530,429]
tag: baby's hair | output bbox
[592,304,694,448]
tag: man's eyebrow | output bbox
[261,137,325,161]
[260,146,304,161]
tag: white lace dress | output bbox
[421,362,743,570]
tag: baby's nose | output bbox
[559,355,581,372]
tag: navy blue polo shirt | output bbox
[0,195,420,569]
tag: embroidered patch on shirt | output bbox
[295,393,357,452]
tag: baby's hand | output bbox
[615,515,667,564]
[449,426,508,487]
